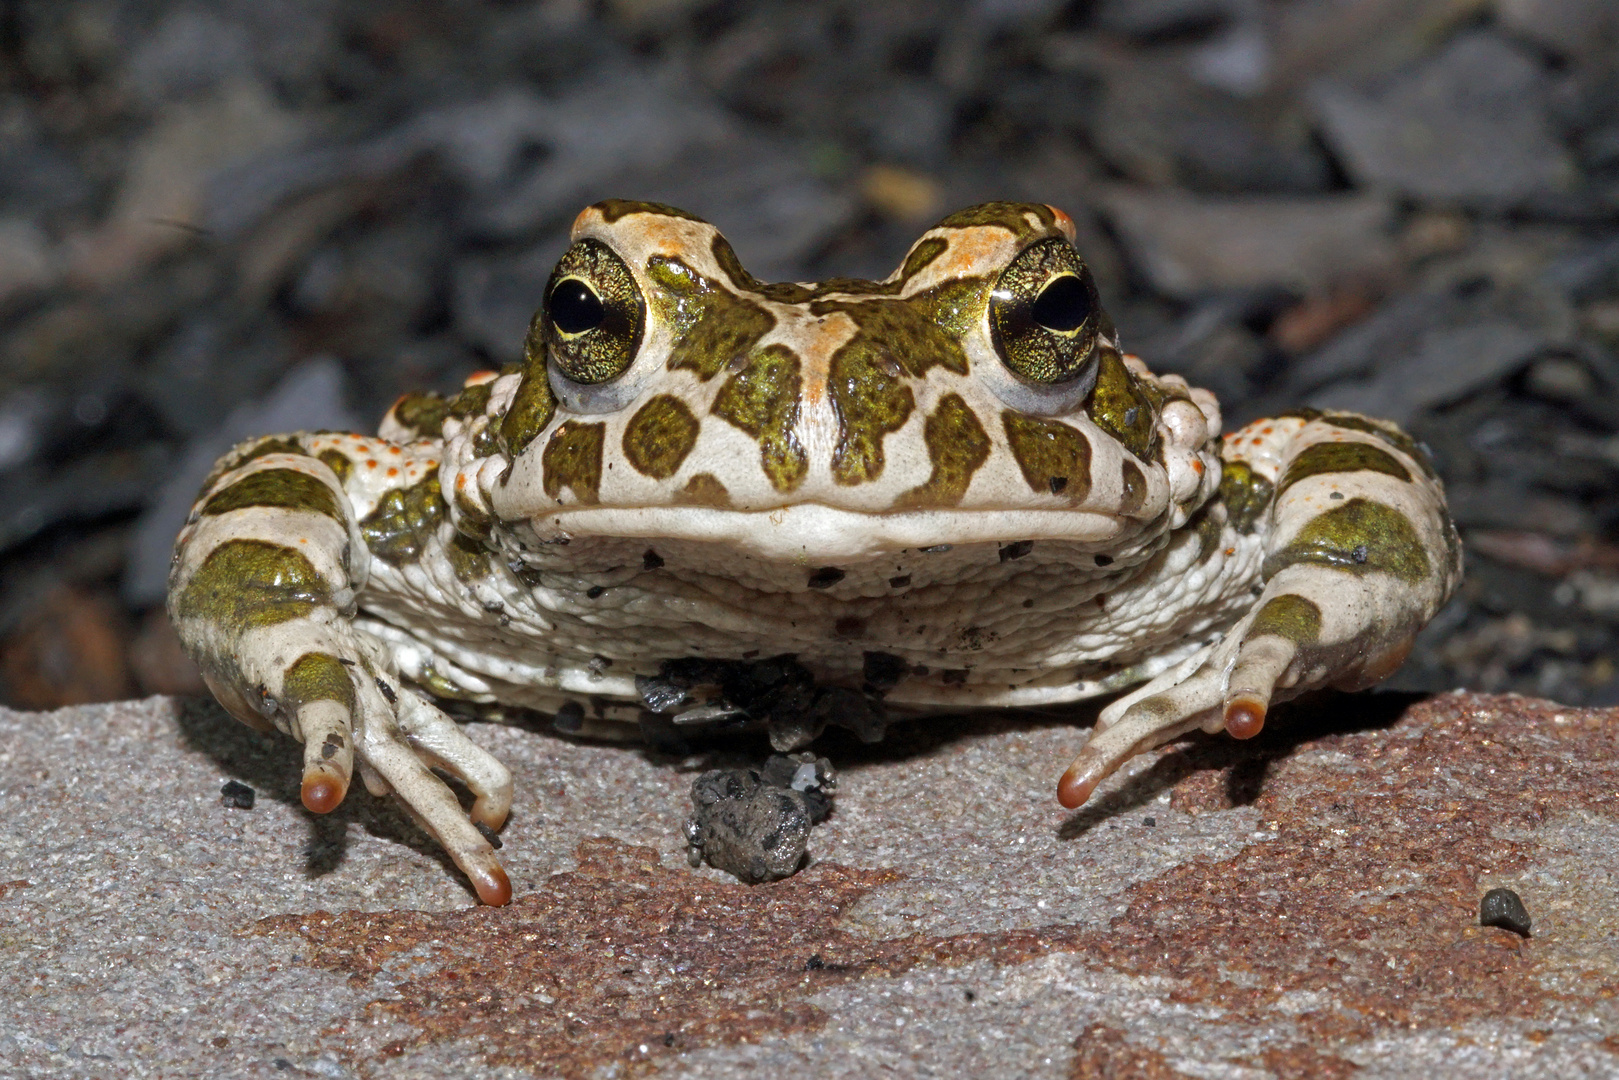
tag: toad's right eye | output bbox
[536,239,645,384]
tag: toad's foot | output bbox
[1057,411,1460,808]
[169,435,514,904]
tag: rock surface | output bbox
[3,691,1616,1078]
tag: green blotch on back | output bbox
[895,394,991,509]
[1086,349,1159,462]
[675,472,730,507]
[1264,497,1430,584]
[175,540,329,630]
[1002,411,1092,501]
[397,383,493,439]
[317,449,353,486]
[817,287,979,487]
[200,435,308,493]
[826,342,913,487]
[360,474,445,565]
[1188,503,1225,561]
[712,344,807,492]
[595,199,707,223]
[542,421,605,504]
[1277,440,1411,498]
[453,482,493,540]
[1218,459,1275,534]
[394,392,453,437]
[1246,594,1322,645]
[1317,413,1437,479]
[623,394,701,480]
[933,202,1058,238]
[500,363,558,459]
[282,652,354,713]
[646,255,777,380]
[201,467,342,522]
[446,532,491,581]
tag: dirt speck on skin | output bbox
[259,694,1619,1075]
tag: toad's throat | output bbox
[524,502,1157,561]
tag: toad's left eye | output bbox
[989,238,1101,384]
[535,238,646,384]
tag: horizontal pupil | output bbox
[550,279,605,334]
[1030,274,1090,332]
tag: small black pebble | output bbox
[1480,887,1532,936]
[1143,817,1156,827]
[475,822,503,849]
[964,989,976,1002]
[805,955,825,970]
[220,780,255,809]
[553,700,585,734]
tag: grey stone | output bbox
[1479,886,1533,936]
[1309,321,1549,423]
[1092,0,1235,39]
[604,136,857,282]
[1090,59,1333,192]
[851,77,953,165]
[1497,0,1619,61]
[1310,31,1578,208]
[451,240,567,365]
[685,756,835,883]
[123,8,255,104]
[472,67,737,237]
[1099,187,1396,298]
[4,693,1618,1077]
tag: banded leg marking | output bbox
[1056,411,1460,809]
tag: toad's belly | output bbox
[354,522,1264,714]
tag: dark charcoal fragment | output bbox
[637,655,887,750]
[685,753,837,883]
[862,651,910,693]
[474,822,503,849]
[220,780,255,809]
[1479,887,1532,936]
[552,700,585,734]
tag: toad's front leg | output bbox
[1058,411,1462,808]
[167,434,513,904]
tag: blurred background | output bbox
[0,0,1615,712]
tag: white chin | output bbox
[529,503,1128,560]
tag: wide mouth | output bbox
[528,502,1133,561]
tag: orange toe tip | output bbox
[301,775,346,814]
[472,864,513,907]
[1056,767,1094,810]
[1224,699,1266,740]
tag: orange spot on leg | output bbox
[1224,697,1266,739]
